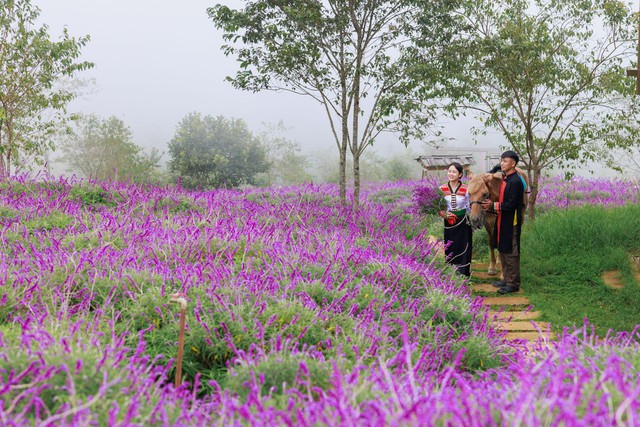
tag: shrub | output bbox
[226,352,334,400]
[68,185,116,207]
[451,334,504,372]
[412,184,445,216]
[24,211,74,231]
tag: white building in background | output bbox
[415,146,507,179]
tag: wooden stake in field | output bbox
[169,292,187,388]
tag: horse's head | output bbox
[467,172,502,230]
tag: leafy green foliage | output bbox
[24,211,74,231]
[152,197,204,214]
[0,0,93,176]
[68,185,114,206]
[226,352,334,400]
[255,122,313,186]
[58,115,163,183]
[208,0,460,204]
[419,0,640,219]
[451,334,503,372]
[0,206,17,220]
[0,323,182,425]
[168,113,269,189]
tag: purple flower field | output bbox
[0,174,639,425]
[535,176,640,210]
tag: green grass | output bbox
[471,226,492,263]
[521,204,640,335]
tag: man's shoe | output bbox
[492,281,506,288]
[497,286,520,294]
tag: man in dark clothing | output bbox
[481,151,525,294]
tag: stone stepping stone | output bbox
[490,311,541,321]
[472,262,491,270]
[472,271,501,280]
[505,331,556,341]
[472,284,523,293]
[472,284,501,293]
[496,321,551,331]
[482,296,530,306]
[471,263,501,271]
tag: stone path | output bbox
[471,262,555,342]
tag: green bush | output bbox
[226,352,334,400]
[132,290,363,394]
[153,197,203,213]
[0,323,182,425]
[451,334,504,372]
[420,289,473,329]
[0,181,33,196]
[68,186,118,207]
[0,206,18,219]
[472,226,491,261]
[258,299,355,350]
[61,230,124,252]
[24,211,74,231]
[295,280,348,307]
[352,282,388,312]
[387,202,434,241]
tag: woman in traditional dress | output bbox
[438,162,473,277]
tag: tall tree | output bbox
[424,0,640,219]
[208,0,459,205]
[256,122,313,186]
[58,115,163,183]
[168,113,269,189]
[0,0,92,177]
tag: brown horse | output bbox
[467,169,528,275]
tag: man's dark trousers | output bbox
[500,233,520,289]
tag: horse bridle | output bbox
[469,193,490,206]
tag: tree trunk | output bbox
[337,29,349,205]
[0,118,11,178]
[351,16,363,208]
[2,134,11,179]
[527,168,540,221]
[351,91,361,208]
[339,93,348,204]
[524,129,537,221]
[0,118,4,178]
[339,140,347,203]
[353,152,360,208]
[0,155,6,179]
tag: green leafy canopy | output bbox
[419,0,640,218]
[168,113,269,189]
[208,0,464,204]
[0,0,93,176]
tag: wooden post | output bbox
[170,293,187,388]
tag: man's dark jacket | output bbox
[492,171,525,253]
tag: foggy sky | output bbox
[35,1,337,151]
[33,1,492,156]
[33,0,621,177]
